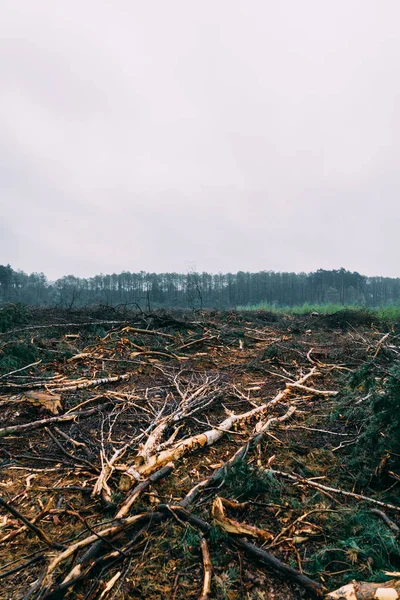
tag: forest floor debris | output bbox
[0,307,399,599]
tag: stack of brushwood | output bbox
[0,307,399,599]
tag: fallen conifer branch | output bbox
[265,469,400,513]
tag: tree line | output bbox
[0,264,399,309]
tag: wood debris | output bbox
[0,307,399,599]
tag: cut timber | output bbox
[212,496,273,541]
[325,579,400,599]
[20,391,62,414]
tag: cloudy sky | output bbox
[1,1,399,280]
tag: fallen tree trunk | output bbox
[120,369,320,485]
[181,405,296,508]
[126,401,279,479]
[325,579,400,599]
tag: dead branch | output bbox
[0,403,110,438]
[372,332,391,359]
[121,369,318,482]
[160,504,324,597]
[35,511,160,594]
[198,538,212,600]
[92,407,169,497]
[0,555,44,581]
[0,373,133,393]
[181,405,296,509]
[0,360,42,379]
[120,325,174,338]
[45,427,98,472]
[99,571,122,599]
[0,496,64,550]
[234,538,325,598]
[53,426,88,449]
[286,382,338,397]
[136,375,221,464]
[0,320,130,337]
[115,464,174,519]
[51,372,132,392]
[265,469,400,513]
[370,508,400,537]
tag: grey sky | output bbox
[1,1,399,280]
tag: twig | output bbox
[0,403,110,438]
[0,361,42,379]
[265,469,400,513]
[45,427,98,472]
[370,508,400,537]
[0,555,44,580]
[0,496,64,550]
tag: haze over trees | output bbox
[1,264,400,309]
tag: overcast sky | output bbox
[1,1,399,280]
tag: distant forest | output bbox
[0,264,400,309]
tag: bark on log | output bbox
[115,464,174,519]
[181,405,296,509]
[325,579,400,599]
[234,538,325,598]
